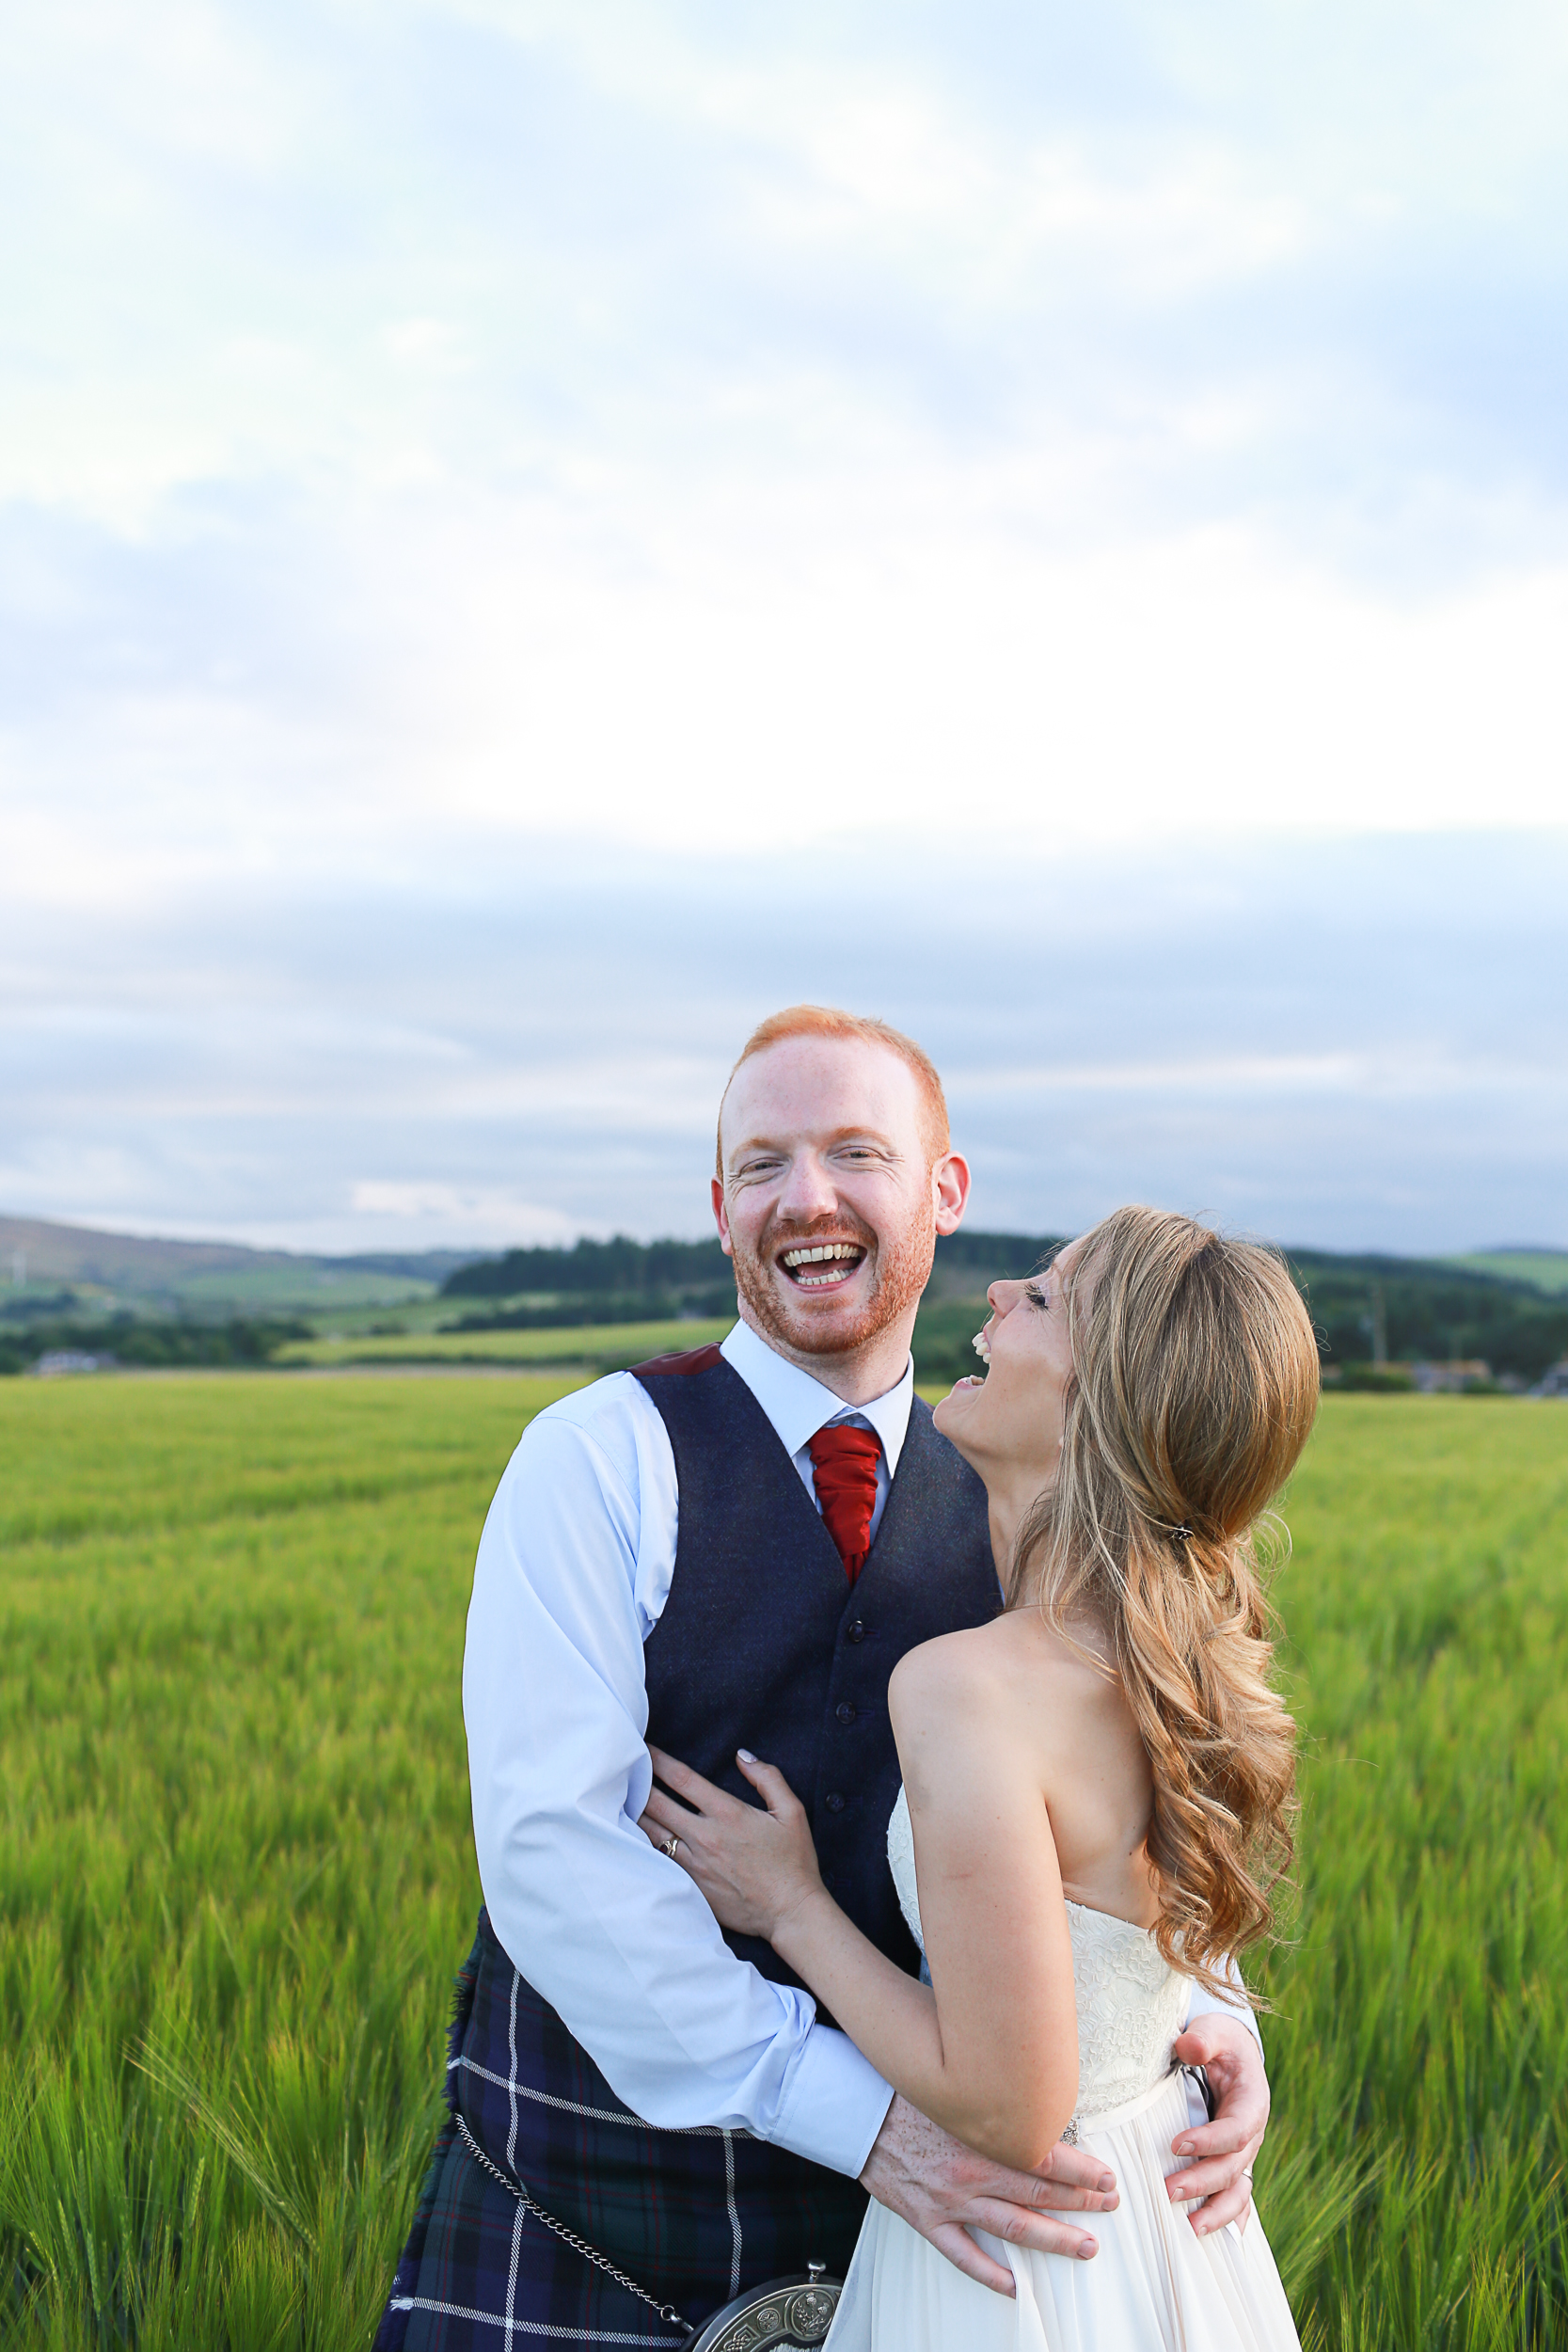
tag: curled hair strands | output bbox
[1013,1206,1312,1994]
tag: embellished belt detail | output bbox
[1059,2069,1187,2143]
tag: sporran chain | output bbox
[452,2110,689,2334]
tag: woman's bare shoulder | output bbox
[894,1612,1153,1915]
[889,1615,1080,1748]
[886,1629,1011,1773]
[888,1623,1009,1715]
[893,1610,1133,1762]
[889,1630,1049,1824]
[898,1605,1109,1692]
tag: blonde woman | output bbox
[639,1209,1316,2350]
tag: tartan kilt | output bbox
[374,1912,868,2349]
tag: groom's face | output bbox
[713,1037,963,1362]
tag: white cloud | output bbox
[8,477,1568,921]
[951,1048,1567,1104]
[348,1182,578,1243]
[378,502,1568,850]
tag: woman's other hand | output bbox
[639,1748,828,1942]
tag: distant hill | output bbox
[8,1216,1567,1384]
[435,1228,1568,1373]
[0,1216,297,1289]
[1448,1249,1568,1296]
[0,1216,468,1314]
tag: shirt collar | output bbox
[721,1317,915,1477]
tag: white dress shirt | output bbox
[463,1319,1258,2184]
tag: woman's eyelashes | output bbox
[1025,1281,1050,1311]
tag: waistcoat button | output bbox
[835,1702,857,1725]
[847,1621,867,1644]
[824,1791,846,1813]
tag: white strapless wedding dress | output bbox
[825,1788,1301,2351]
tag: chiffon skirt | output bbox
[825,2073,1300,2352]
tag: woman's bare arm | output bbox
[640,1638,1079,2171]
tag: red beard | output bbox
[731,1203,936,1360]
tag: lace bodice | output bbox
[886,1785,1189,2124]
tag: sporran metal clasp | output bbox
[687,2261,842,2352]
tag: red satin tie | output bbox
[808,1422,882,1584]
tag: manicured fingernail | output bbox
[736,1748,756,1763]
[1099,2174,1114,2192]
[1077,2241,1096,2260]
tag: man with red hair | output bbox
[377,1008,1268,2351]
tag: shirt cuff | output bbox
[1184,1974,1264,2052]
[769,2021,895,2177]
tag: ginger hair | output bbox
[1010,1207,1319,1992]
[717,1006,950,1174]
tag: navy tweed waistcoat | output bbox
[639,1346,1000,1994]
[376,1343,998,2350]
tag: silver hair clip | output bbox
[1170,1521,1195,1545]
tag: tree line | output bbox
[0,1315,311,1378]
[441,1231,1568,1383]
[4,1233,1562,1385]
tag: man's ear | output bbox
[932,1151,971,1237]
[711,1175,736,1258]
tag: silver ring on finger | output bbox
[661,1833,682,1860]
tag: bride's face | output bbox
[933,1244,1081,1490]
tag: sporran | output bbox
[687,2265,842,2351]
[452,2111,842,2348]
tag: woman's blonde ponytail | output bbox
[1009,1209,1318,1992]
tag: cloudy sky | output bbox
[4,0,1566,1255]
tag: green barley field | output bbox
[0,1373,1564,2348]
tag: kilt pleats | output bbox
[373,1914,867,2349]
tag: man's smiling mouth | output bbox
[778,1242,867,1290]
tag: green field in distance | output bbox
[0,1378,1564,2347]
[274,1317,733,1370]
[1449,1249,1568,1296]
